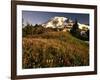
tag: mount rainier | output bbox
[42,16,89,30]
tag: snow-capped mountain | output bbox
[78,23,89,30]
[42,16,89,30]
[42,16,69,28]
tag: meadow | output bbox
[22,31,89,69]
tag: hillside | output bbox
[22,31,89,69]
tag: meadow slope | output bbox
[22,31,89,69]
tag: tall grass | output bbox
[22,31,89,69]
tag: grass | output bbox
[22,31,89,69]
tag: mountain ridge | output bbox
[42,16,89,31]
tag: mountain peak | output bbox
[43,16,68,28]
[52,16,68,20]
[42,16,89,30]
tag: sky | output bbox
[22,11,89,26]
